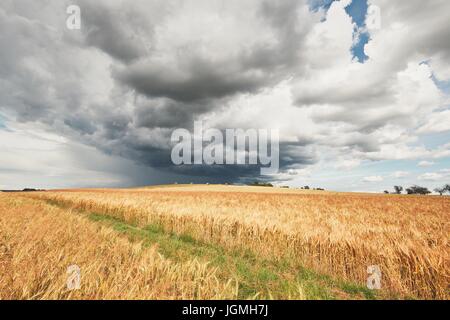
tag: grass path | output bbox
[41,197,384,300]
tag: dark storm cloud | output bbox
[0,1,383,184]
[96,0,317,182]
[133,98,204,129]
[64,115,96,135]
[279,142,318,168]
[0,6,54,122]
[76,0,150,63]
[114,0,311,104]
[257,0,312,67]
[76,0,318,181]
[0,0,318,185]
[115,57,271,103]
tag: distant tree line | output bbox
[247,183,326,190]
[0,188,44,193]
[300,186,325,191]
[385,184,450,195]
[249,181,274,187]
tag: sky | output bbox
[0,0,449,192]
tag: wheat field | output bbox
[0,194,236,299]
[1,185,449,299]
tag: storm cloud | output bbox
[0,0,449,188]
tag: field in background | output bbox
[1,185,448,299]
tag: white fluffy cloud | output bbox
[363,175,383,182]
[392,171,409,178]
[418,169,450,181]
[418,160,435,167]
[417,110,450,134]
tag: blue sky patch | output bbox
[310,0,370,63]
[308,0,335,12]
[345,0,370,62]
[432,75,450,95]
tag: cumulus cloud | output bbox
[363,175,383,182]
[392,171,409,178]
[418,160,435,167]
[418,169,450,181]
[417,110,450,134]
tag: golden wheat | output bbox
[0,194,236,300]
[28,185,449,299]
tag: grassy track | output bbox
[45,198,383,299]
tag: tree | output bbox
[250,181,273,187]
[406,185,431,195]
[435,184,450,195]
[393,186,403,194]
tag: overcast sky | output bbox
[1,0,449,192]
